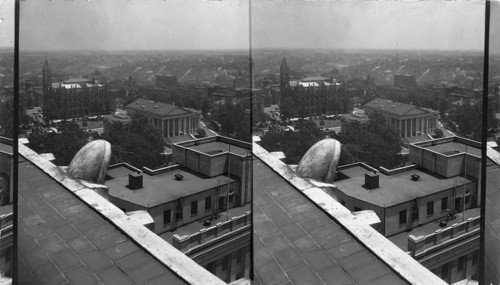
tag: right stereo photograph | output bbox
[251,1,491,284]
[485,1,500,284]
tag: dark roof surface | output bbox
[185,141,249,157]
[18,159,187,285]
[485,160,500,284]
[107,166,234,207]
[335,165,473,207]
[253,158,408,285]
[126,98,199,118]
[364,98,436,117]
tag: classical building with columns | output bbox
[126,98,201,138]
[364,98,438,138]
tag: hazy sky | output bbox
[16,0,491,52]
[252,0,485,51]
[492,1,500,55]
[20,0,250,51]
[0,0,14,48]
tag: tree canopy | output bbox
[101,113,167,169]
[28,121,90,165]
[260,113,405,169]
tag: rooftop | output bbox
[18,143,227,285]
[0,141,12,155]
[18,159,188,285]
[253,159,407,285]
[107,164,234,208]
[417,141,481,157]
[182,140,249,157]
[485,147,500,284]
[126,98,200,118]
[335,164,473,208]
[253,143,446,285]
[364,98,438,117]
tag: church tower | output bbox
[42,55,52,95]
[280,51,290,91]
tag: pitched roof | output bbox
[126,98,200,118]
[364,98,437,117]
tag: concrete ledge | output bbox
[253,142,447,285]
[19,142,226,285]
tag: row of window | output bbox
[398,195,471,225]
[437,251,478,280]
[163,194,235,225]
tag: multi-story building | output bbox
[42,58,109,119]
[279,54,348,117]
[364,98,439,138]
[125,98,201,139]
[106,136,252,283]
[333,136,481,284]
[155,74,178,89]
[339,111,369,133]
[394,74,417,89]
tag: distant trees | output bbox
[333,112,405,169]
[208,101,250,142]
[195,128,207,138]
[433,129,444,139]
[446,101,500,141]
[28,121,90,165]
[260,112,405,169]
[260,120,328,164]
[0,96,13,138]
[101,113,168,169]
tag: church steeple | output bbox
[42,54,52,94]
[280,50,290,91]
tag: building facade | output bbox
[42,59,109,119]
[334,136,481,284]
[364,98,439,138]
[279,54,348,117]
[126,98,201,138]
[106,136,252,283]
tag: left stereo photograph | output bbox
[0,0,15,281]
[17,1,252,285]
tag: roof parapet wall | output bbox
[253,142,447,285]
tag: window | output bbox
[191,201,198,217]
[427,201,434,217]
[222,255,229,271]
[163,209,171,225]
[176,211,182,221]
[441,197,448,211]
[205,196,211,211]
[229,193,234,203]
[458,256,465,272]
[236,248,244,264]
[399,209,407,225]
[411,206,418,222]
[472,251,478,266]
[442,263,449,279]
[206,261,216,274]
